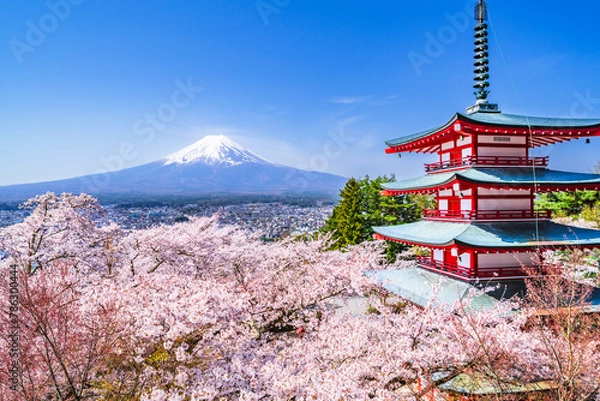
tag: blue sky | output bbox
[1,0,600,186]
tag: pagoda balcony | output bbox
[423,209,552,221]
[417,257,528,281]
[424,156,549,173]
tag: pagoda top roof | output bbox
[382,168,600,194]
[462,111,600,128]
[385,111,600,152]
[373,220,600,249]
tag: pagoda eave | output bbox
[373,220,600,250]
[374,232,585,253]
[385,112,600,154]
[381,168,600,196]
[382,183,600,197]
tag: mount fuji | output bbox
[0,136,347,203]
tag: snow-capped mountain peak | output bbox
[163,135,275,166]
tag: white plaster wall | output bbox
[477,147,527,157]
[456,136,472,146]
[434,249,444,262]
[478,188,531,196]
[478,136,527,145]
[478,198,531,211]
[478,252,537,268]
[458,252,471,268]
[441,141,455,150]
[439,199,449,210]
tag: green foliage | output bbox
[366,305,381,315]
[581,205,600,225]
[412,247,432,258]
[536,191,600,219]
[147,344,170,368]
[322,175,433,261]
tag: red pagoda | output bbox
[374,0,600,282]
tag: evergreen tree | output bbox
[325,178,363,248]
[322,175,432,261]
[536,190,600,217]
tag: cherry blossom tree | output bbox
[1,193,599,400]
[522,250,600,401]
[0,260,129,401]
[0,192,114,276]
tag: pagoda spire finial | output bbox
[474,0,490,101]
[467,0,499,114]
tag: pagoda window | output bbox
[458,252,471,269]
[433,249,444,262]
[477,146,527,157]
[462,147,473,158]
[438,199,449,211]
[456,136,472,147]
[460,199,472,211]
[478,197,532,211]
[478,135,527,145]
[478,188,531,196]
[441,141,455,151]
[478,252,537,269]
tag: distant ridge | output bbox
[0,136,347,203]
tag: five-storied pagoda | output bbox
[374,0,600,282]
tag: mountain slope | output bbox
[164,135,276,166]
[0,136,347,202]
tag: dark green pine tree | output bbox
[536,190,600,217]
[322,175,433,260]
[331,177,363,248]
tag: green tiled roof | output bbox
[462,111,600,129]
[371,269,600,311]
[438,372,555,395]
[385,112,600,147]
[370,268,499,310]
[373,220,600,248]
[375,220,469,246]
[385,115,458,147]
[382,168,600,191]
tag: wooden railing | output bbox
[417,257,528,281]
[425,156,549,173]
[423,209,552,221]
[418,258,473,279]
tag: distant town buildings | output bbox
[0,202,333,239]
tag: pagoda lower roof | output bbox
[382,167,600,193]
[385,111,600,152]
[369,268,502,310]
[373,220,600,249]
